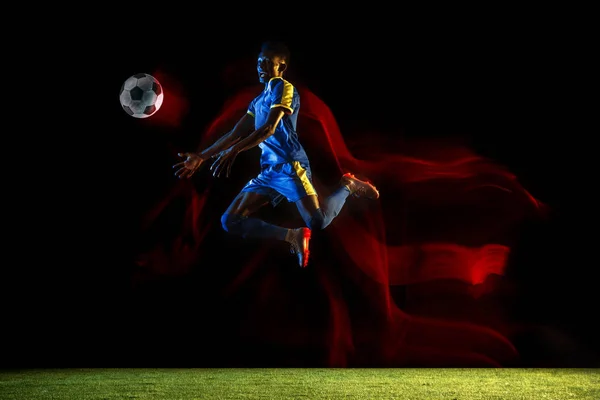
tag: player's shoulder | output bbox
[268,77,296,92]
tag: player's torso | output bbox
[252,83,299,128]
[252,84,307,165]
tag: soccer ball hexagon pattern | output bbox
[119,73,164,118]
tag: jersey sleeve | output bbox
[268,78,295,114]
[247,97,257,117]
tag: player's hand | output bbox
[173,152,206,179]
[210,148,238,178]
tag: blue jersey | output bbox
[247,77,310,167]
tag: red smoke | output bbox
[135,83,546,367]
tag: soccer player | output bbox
[173,40,379,268]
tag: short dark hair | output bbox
[260,40,291,63]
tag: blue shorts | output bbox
[241,161,317,206]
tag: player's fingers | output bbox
[210,158,220,171]
[214,162,224,178]
[175,168,189,178]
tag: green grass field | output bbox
[1,368,598,399]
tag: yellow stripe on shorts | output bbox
[292,161,317,196]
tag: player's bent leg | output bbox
[288,172,380,268]
[223,191,271,218]
[220,191,310,268]
[220,191,288,240]
[288,193,343,269]
[295,194,324,230]
[296,186,351,231]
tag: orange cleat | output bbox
[289,227,312,268]
[341,172,380,199]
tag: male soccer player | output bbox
[173,40,379,268]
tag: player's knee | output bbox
[307,211,325,231]
[221,213,243,233]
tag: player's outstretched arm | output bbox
[210,108,285,178]
[172,113,254,179]
[199,113,255,159]
[229,107,285,153]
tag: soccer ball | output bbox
[119,73,164,118]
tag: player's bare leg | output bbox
[221,175,380,269]
[221,191,312,268]
[223,191,271,218]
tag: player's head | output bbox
[257,40,290,84]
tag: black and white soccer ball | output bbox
[119,73,164,118]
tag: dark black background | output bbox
[6,12,593,368]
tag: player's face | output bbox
[257,51,286,84]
